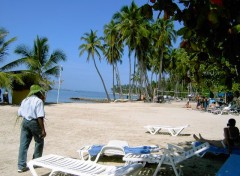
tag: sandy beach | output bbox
[0,101,236,176]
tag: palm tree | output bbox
[104,20,124,100]
[169,48,190,97]
[0,28,23,89]
[113,1,151,100]
[152,19,176,91]
[79,30,111,102]
[2,36,66,90]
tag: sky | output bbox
[1,0,182,92]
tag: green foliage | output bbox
[141,0,240,92]
[0,28,23,89]
[79,30,111,102]
[9,36,67,90]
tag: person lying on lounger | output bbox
[193,118,240,153]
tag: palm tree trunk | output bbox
[115,64,123,99]
[144,69,151,102]
[132,56,137,95]
[158,49,164,93]
[175,80,179,98]
[92,57,111,102]
[112,65,116,100]
[128,53,132,101]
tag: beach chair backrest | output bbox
[166,142,210,164]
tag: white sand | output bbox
[0,101,235,176]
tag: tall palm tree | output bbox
[0,28,23,89]
[152,19,176,91]
[113,1,151,100]
[79,30,111,102]
[169,48,190,97]
[2,36,66,90]
[104,20,124,100]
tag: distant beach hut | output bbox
[11,74,37,105]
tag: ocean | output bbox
[45,89,130,103]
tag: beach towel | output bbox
[88,145,159,157]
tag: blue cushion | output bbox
[124,146,155,154]
[217,154,240,176]
[194,142,240,155]
[88,145,157,157]
[88,145,104,156]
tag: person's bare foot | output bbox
[193,134,200,141]
[199,133,204,140]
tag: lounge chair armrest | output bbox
[77,145,91,160]
[167,143,185,153]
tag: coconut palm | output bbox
[79,30,111,102]
[152,19,176,91]
[2,36,66,90]
[104,20,124,100]
[0,28,23,89]
[113,1,151,100]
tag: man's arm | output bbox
[37,117,46,138]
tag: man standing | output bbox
[17,85,46,173]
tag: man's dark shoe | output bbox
[18,167,29,173]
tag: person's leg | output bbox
[193,134,224,148]
[30,120,44,159]
[18,119,32,170]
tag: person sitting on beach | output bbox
[183,100,191,108]
[193,118,240,153]
[207,102,217,112]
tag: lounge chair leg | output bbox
[27,162,38,176]
[153,155,165,176]
[166,154,180,176]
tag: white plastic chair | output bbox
[27,154,143,176]
[123,142,210,176]
[77,140,160,163]
[144,125,189,136]
[77,140,128,162]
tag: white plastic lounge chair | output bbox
[123,142,210,176]
[94,140,128,162]
[144,125,189,136]
[78,140,128,162]
[212,104,231,115]
[27,154,143,176]
[78,140,160,162]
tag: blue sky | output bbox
[1,0,182,92]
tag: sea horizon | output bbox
[46,88,131,103]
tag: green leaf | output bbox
[208,11,218,24]
[233,24,240,33]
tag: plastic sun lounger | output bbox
[78,140,128,161]
[216,154,240,176]
[123,142,210,176]
[144,125,189,136]
[77,140,160,162]
[27,154,143,176]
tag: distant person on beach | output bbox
[193,118,240,153]
[3,91,9,104]
[17,85,46,173]
[183,100,192,108]
[203,97,208,111]
[196,95,201,109]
